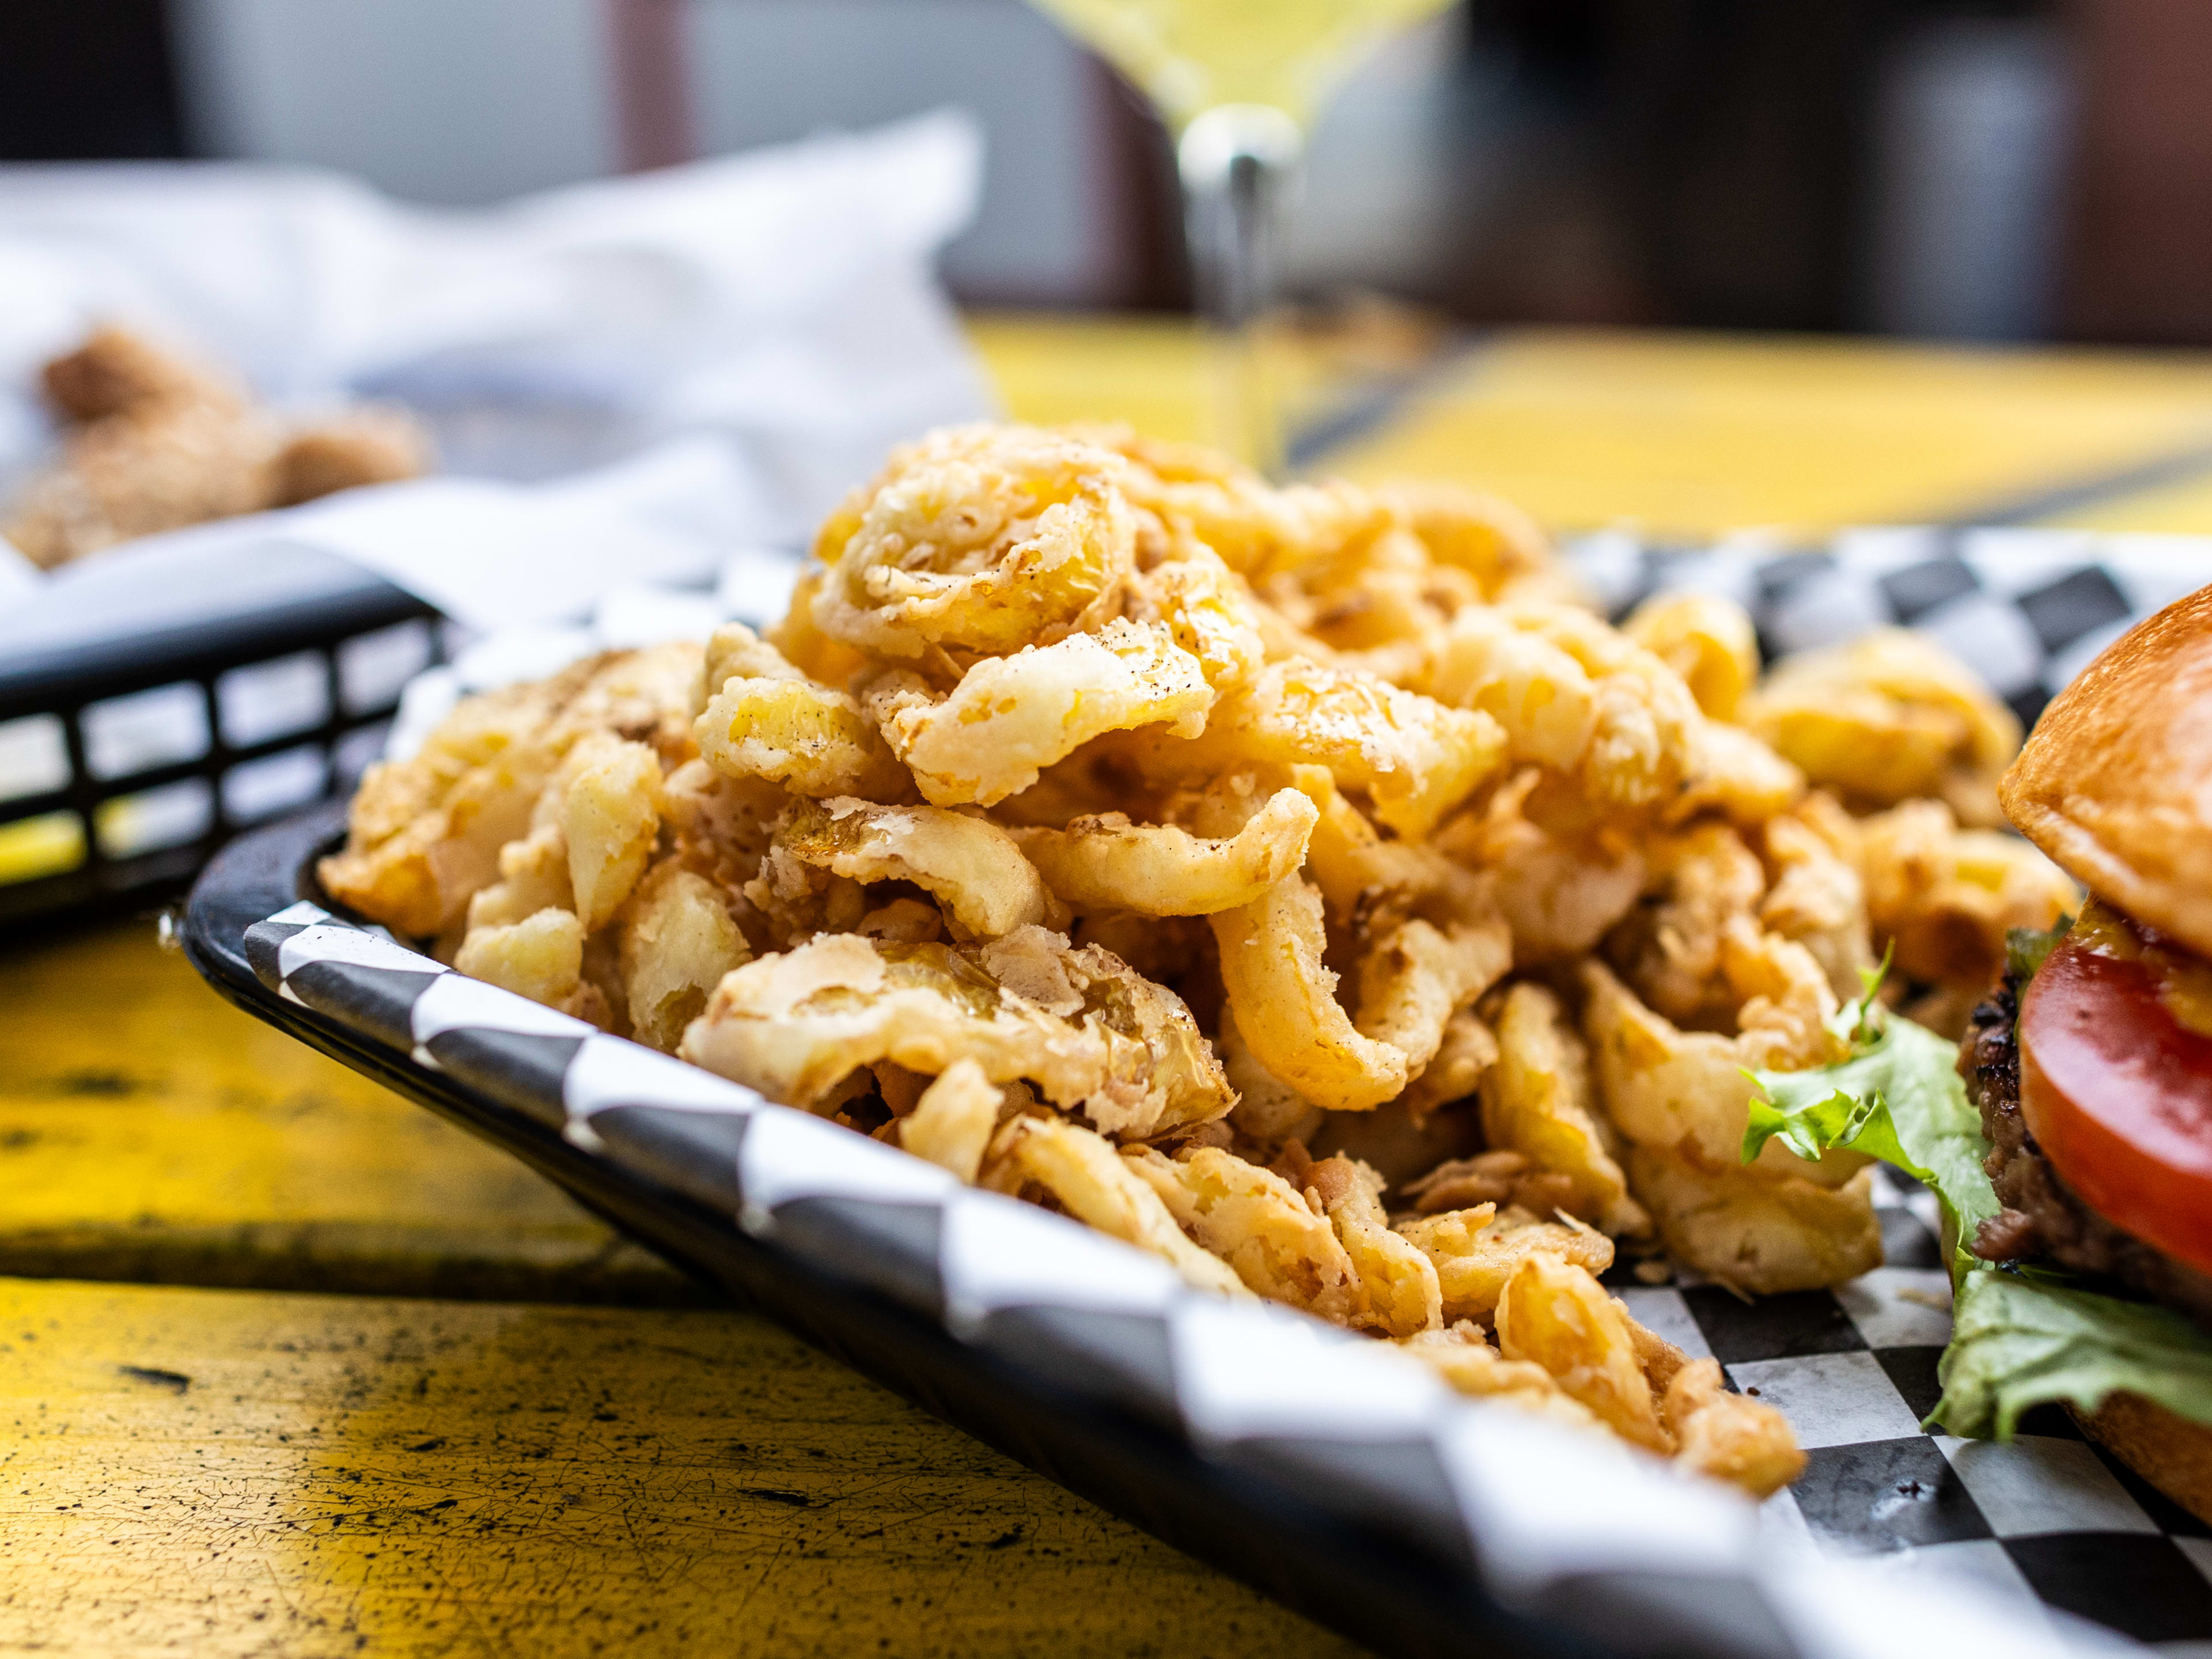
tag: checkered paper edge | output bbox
[243,903,2128,1659]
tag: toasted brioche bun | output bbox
[2074,1391,2212,1525]
[2012,584,2212,1516]
[2000,583,2212,958]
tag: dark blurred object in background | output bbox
[2063,0,2212,345]
[1277,0,2071,339]
[1429,0,2069,337]
[1869,10,2071,339]
[7,0,2212,349]
[1450,0,1903,332]
[1601,1,1894,333]
[0,0,185,160]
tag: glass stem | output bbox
[1177,104,1303,479]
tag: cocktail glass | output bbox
[1027,0,1456,474]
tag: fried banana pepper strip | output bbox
[775,796,1054,940]
[1134,659,1506,839]
[1210,877,1410,1112]
[873,619,1213,808]
[984,1115,1247,1297]
[1010,787,1317,917]
[812,425,1137,658]
[680,929,1230,1139]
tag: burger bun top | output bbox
[2002,582,2212,957]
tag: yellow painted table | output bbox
[13,316,2212,1657]
[0,931,1358,1657]
[968,315,2212,537]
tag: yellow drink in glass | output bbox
[1027,0,1454,469]
[1031,0,1451,132]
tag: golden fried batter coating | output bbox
[695,674,908,801]
[1624,593,1760,723]
[1399,1324,1604,1431]
[870,620,1212,808]
[1745,628,2019,827]
[900,1057,1003,1183]
[1480,983,1646,1235]
[1394,1204,1614,1324]
[681,926,1230,1140]
[1496,1252,1670,1450]
[1210,876,1412,1112]
[321,646,699,938]
[983,1114,1247,1296]
[1858,797,2078,1000]
[1127,1145,1368,1322]
[812,425,1136,658]
[774,797,1053,941]
[1131,658,1506,839]
[1633,1141,1885,1296]
[620,857,752,1051]
[454,906,586,1010]
[1012,787,1316,918]
[1303,1152,1442,1336]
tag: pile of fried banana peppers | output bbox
[324,424,2077,1498]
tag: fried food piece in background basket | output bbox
[43,324,227,419]
[318,418,2084,1497]
[4,324,429,569]
[268,410,427,506]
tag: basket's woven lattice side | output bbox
[0,600,438,928]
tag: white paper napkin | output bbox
[0,107,993,566]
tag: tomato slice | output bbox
[2020,926,2212,1277]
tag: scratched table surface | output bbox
[10,316,2212,1658]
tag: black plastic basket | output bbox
[185,806,2168,1659]
[0,536,442,930]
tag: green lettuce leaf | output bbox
[1734,969,2212,1437]
[1934,1267,2212,1438]
[1741,999,1998,1275]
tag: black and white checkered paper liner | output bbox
[1567,523,2212,730]
[246,901,2145,1659]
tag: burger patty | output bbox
[1961,975,2212,1331]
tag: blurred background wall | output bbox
[4,0,2210,343]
